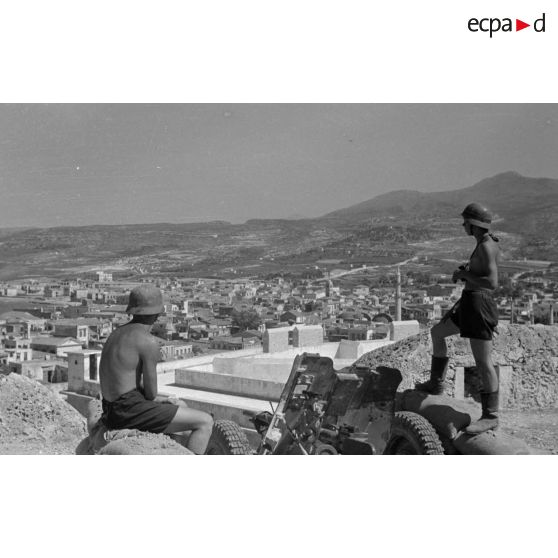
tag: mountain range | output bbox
[323,172,558,235]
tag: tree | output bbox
[231,309,261,331]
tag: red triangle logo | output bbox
[516,19,530,31]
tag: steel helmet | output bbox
[461,202,492,229]
[125,284,164,315]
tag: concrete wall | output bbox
[211,343,357,380]
[155,347,263,374]
[68,354,85,392]
[175,368,283,400]
[67,350,101,394]
[271,342,338,360]
[174,340,396,399]
[292,325,323,347]
[213,356,292,381]
[390,320,420,341]
[21,363,45,381]
[335,339,394,360]
[263,327,290,353]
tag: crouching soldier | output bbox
[99,284,213,454]
[416,203,500,435]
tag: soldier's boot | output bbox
[415,356,449,395]
[465,391,499,435]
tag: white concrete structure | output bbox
[173,338,394,402]
[67,349,102,397]
[390,320,420,341]
[293,325,323,347]
[263,326,291,353]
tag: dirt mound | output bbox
[76,429,192,455]
[0,373,87,454]
[97,432,192,455]
[356,324,558,409]
[77,398,193,455]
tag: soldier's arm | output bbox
[139,336,161,400]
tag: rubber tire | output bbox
[384,411,444,455]
[206,419,253,455]
[314,443,338,455]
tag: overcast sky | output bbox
[1,104,557,228]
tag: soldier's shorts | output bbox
[444,289,498,341]
[101,389,178,434]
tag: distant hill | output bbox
[322,171,558,236]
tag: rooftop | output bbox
[30,336,81,346]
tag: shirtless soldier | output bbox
[99,284,213,454]
[416,203,500,434]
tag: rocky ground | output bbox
[0,373,87,454]
[357,324,558,408]
[0,374,191,455]
[499,409,558,455]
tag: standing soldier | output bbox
[416,203,500,434]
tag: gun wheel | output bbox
[384,411,444,455]
[206,420,253,455]
[314,443,338,455]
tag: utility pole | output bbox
[395,266,402,321]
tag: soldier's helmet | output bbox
[461,202,492,229]
[125,284,164,315]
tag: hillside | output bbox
[0,172,556,280]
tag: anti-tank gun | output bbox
[209,353,403,455]
[254,353,402,454]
